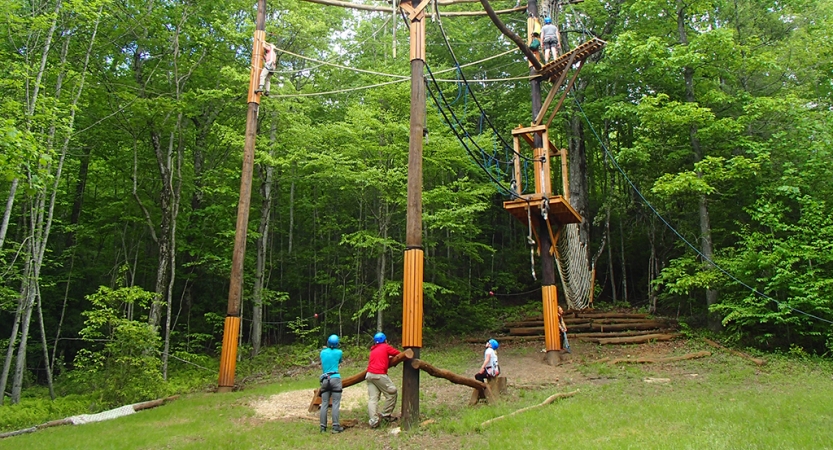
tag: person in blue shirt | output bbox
[319,334,344,433]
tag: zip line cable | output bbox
[430,9,519,157]
[572,96,833,326]
[267,16,394,75]
[426,64,525,200]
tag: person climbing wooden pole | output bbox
[217,0,267,393]
[400,0,427,431]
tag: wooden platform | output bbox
[538,37,606,82]
[503,195,582,226]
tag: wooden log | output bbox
[504,320,544,328]
[576,313,650,319]
[607,351,711,365]
[478,390,578,428]
[571,329,674,339]
[594,333,681,345]
[588,318,670,324]
[464,336,545,343]
[509,326,545,336]
[133,395,179,412]
[590,321,667,332]
[410,359,495,405]
[509,322,593,335]
[36,418,72,429]
[309,349,414,412]
[703,338,766,366]
[410,359,488,391]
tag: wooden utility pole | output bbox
[400,0,426,431]
[528,0,561,366]
[218,0,267,393]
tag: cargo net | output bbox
[553,223,592,310]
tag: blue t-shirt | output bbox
[320,348,343,378]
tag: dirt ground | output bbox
[250,337,691,426]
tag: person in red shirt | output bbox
[365,332,400,428]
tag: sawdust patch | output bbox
[250,384,366,420]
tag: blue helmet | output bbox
[373,332,387,344]
[327,334,340,348]
[544,17,552,24]
[488,339,499,350]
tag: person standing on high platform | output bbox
[541,17,560,63]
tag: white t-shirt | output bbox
[484,347,499,376]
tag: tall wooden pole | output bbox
[528,0,562,366]
[401,0,426,431]
[218,0,267,393]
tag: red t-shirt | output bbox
[367,343,400,374]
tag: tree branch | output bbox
[478,0,542,70]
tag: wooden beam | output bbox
[533,52,577,125]
[546,59,585,128]
[594,333,682,345]
[299,0,524,15]
[607,350,710,364]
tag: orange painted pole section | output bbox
[542,285,561,351]
[218,316,241,388]
[402,248,424,348]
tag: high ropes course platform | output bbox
[217,0,607,431]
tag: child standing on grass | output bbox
[319,334,344,433]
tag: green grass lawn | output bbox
[2,342,832,450]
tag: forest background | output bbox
[0,0,831,417]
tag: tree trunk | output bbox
[252,113,278,357]
[605,208,616,303]
[2,0,63,253]
[0,254,30,405]
[288,163,296,255]
[677,0,721,331]
[0,179,18,252]
[619,218,628,303]
[149,130,173,330]
[12,249,36,403]
[375,201,389,332]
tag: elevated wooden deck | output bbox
[538,37,607,82]
[503,194,582,226]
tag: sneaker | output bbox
[331,425,344,434]
[320,426,327,433]
[381,415,398,423]
[369,419,380,429]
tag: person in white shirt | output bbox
[475,339,500,382]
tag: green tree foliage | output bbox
[72,286,165,406]
[1,0,832,407]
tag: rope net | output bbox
[553,223,592,310]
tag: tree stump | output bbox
[488,376,507,394]
[545,350,565,366]
[469,377,505,405]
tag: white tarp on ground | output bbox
[68,404,136,425]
